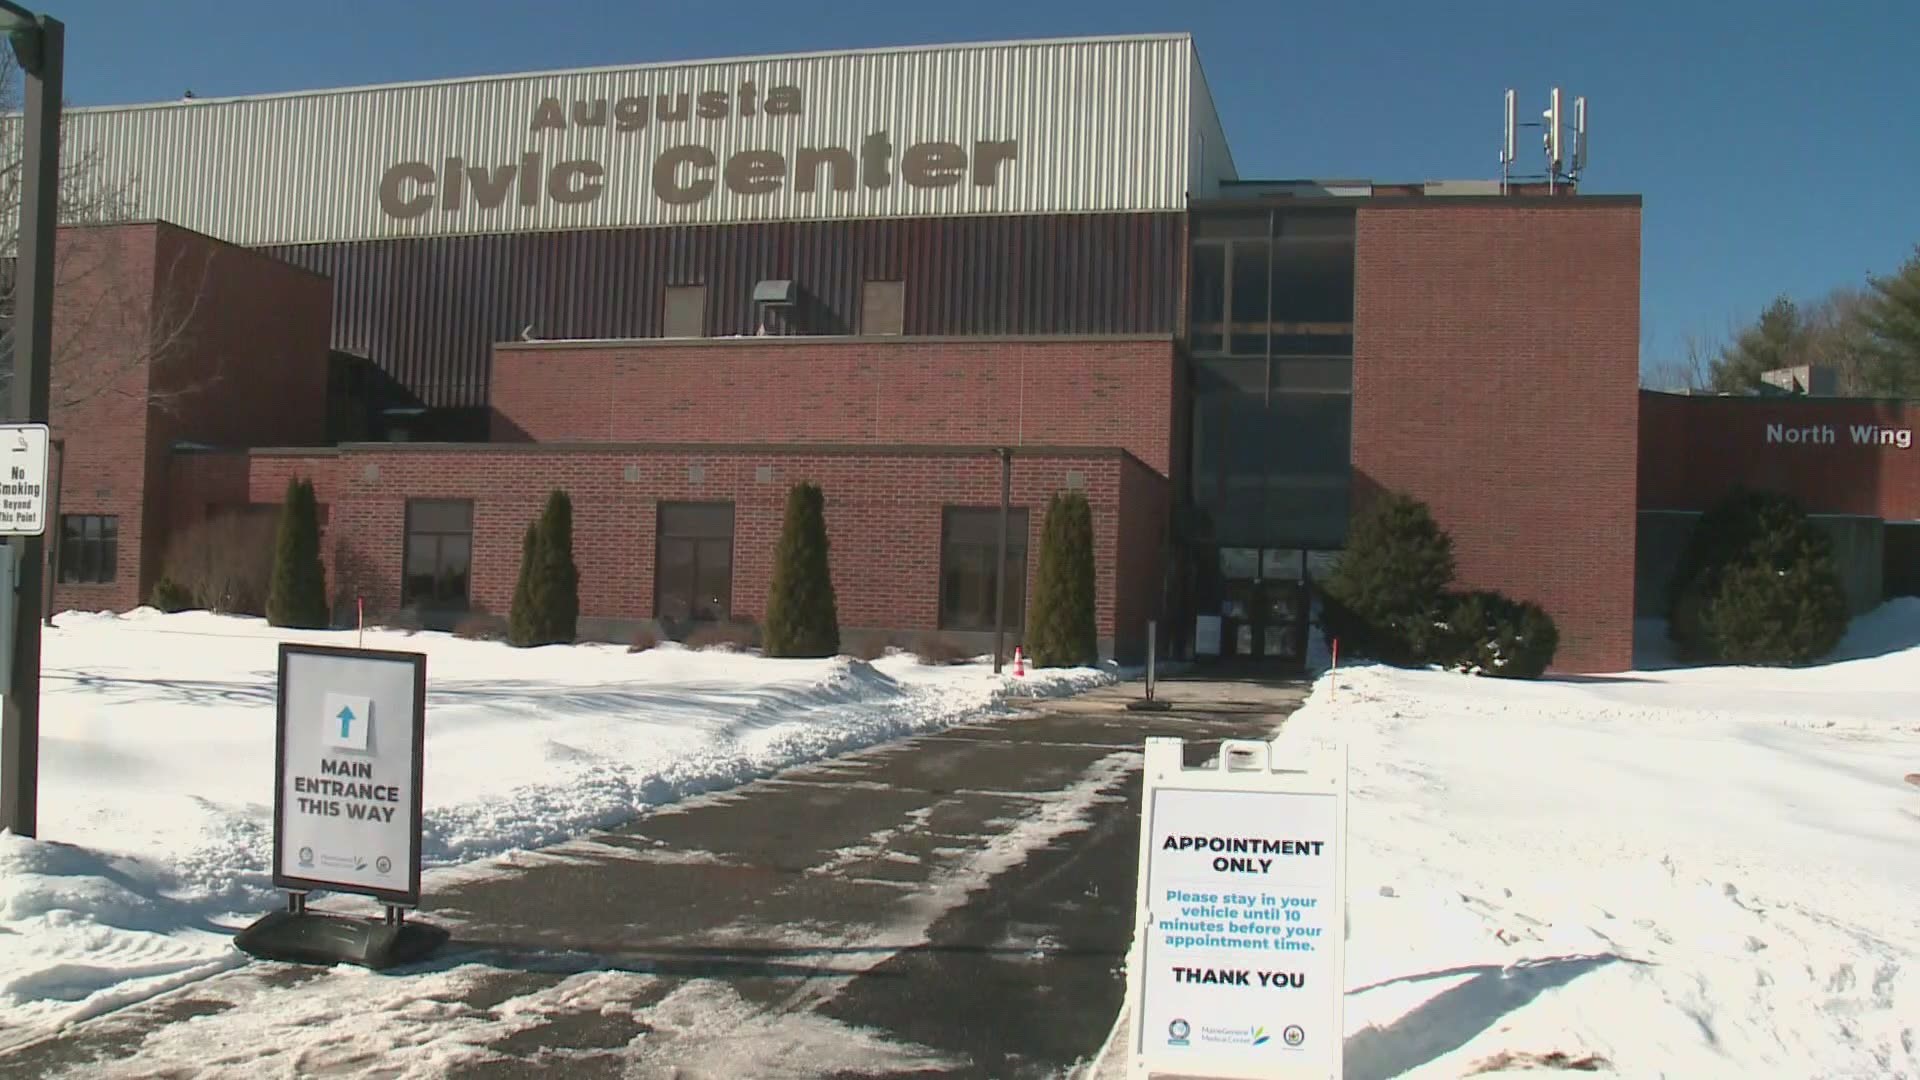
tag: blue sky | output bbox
[32,0,1920,373]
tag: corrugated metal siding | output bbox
[65,36,1192,247]
[263,211,1186,408]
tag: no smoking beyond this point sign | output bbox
[0,424,50,538]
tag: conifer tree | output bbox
[1670,487,1849,664]
[509,490,579,646]
[266,477,329,629]
[1317,493,1455,665]
[1025,491,1097,667]
[764,481,840,657]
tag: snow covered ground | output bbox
[0,609,1109,1042]
[1098,599,1920,1079]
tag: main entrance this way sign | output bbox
[0,423,50,536]
[1127,737,1349,1080]
[235,643,446,969]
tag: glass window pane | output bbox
[1194,212,1268,240]
[1262,548,1303,580]
[439,535,472,603]
[940,509,1028,631]
[1272,358,1353,394]
[1220,547,1259,579]
[1191,244,1226,323]
[1230,241,1271,324]
[660,502,733,540]
[1004,548,1028,628]
[657,537,693,619]
[405,539,438,578]
[101,532,118,583]
[695,538,732,621]
[409,500,470,534]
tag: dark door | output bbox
[1216,574,1308,673]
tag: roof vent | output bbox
[753,279,797,306]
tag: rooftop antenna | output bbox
[1499,88,1517,194]
[1543,87,1562,193]
[1573,95,1588,176]
[1502,86,1587,193]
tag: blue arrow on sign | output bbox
[337,705,356,740]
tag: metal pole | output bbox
[993,447,1010,675]
[1146,618,1157,701]
[2,12,62,838]
[41,437,59,625]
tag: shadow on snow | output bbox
[1342,953,1636,1080]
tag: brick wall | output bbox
[47,225,160,612]
[207,444,1154,657]
[1114,454,1171,659]
[1353,202,1642,672]
[1640,391,1920,520]
[491,337,1181,477]
[148,224,333,452]
[45,222,334,613]
[138,226,334,599]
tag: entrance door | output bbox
[1213,547,1309,673]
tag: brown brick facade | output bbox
[491,337,1181,477]
[170,444,1157,658]
[47,222,333,612]
[1352,203,1642,672]
[1640,392,1920,519]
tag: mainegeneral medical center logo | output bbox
[1171,1020,1294,1049]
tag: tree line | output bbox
[1649,245,1920,397]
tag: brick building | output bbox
[36,34,1645,672]
[1638,392,1920,616]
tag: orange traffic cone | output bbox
[1012,646,1027,678]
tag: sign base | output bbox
[1125,698,1172,712]
[234,909,449,971]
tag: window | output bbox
[664,285,707,338]
[58,515,118,584]
[656,502,733,621]
[402,499,472,608]
[861,280,905,336]
[939,507,1029,632]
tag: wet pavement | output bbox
[0,676,1305,1079]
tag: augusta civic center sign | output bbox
[377,82,1021,219]
[274,643,427,904]
[1128,738,1349,1080]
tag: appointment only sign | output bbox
[1128,738,1349,1080]
[273,644,427,905]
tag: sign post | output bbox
[1127,618,1172,712]
[1126,737,1349,1079]
[234,643,447,969]
[0,422,51,837]
[0,2,62,841]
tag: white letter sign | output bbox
[275,644,426,904]
[1128,737,1349,1079]
[0,423,50,537]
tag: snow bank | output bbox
[0,609,1108,1039]
[1260,608,1920,1078]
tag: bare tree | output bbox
[1642,325,1719,393]
[0,51,213,413]
[1801,284,1873,395]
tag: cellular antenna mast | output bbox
[1499,87,1589,193]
